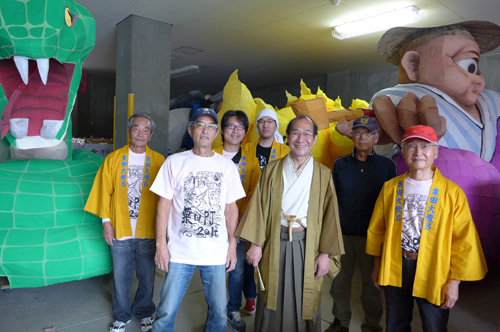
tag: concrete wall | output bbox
[250,68,398,109]
[356,68,398,102]
[115,15,172,156]
[481,53,500,91]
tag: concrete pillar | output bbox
[326,71,358,108]
[115,15,171,156]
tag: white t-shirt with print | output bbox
[402,176,433,253]
[127,150,146,238]
[150,150,245,265]
[105,149,145,241]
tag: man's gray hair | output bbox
[128,113,156,133]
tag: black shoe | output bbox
[227,311,246,332]
[324,319,349,332]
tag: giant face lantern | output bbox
[371,21,500,265]
[401,35,485,116]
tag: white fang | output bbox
[36,58,49,85]
[14,56,29,85]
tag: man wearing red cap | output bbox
[366,125,487,332]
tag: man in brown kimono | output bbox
[236,115,344,332]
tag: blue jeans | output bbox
[110,238,156,323]
[153,262,227,332]
[227,240,257,312]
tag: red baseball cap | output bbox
[402,125,438,143]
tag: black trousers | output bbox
[384,258,449,332]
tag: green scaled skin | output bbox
[0,1,112,288]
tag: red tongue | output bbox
[0,87,23,138]
[0,58,74,139]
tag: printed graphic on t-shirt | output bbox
[181,171,223,238]
[257,155,267,169]
[256,144,272,170]
[128,164,144,218]
[402,193,427,252]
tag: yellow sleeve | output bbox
[449,189,488,281]
[84,154,115,218]
[366,188,387,257]
[278,143,290,158]
[236,164,270,247]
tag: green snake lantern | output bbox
[0,0,95,159]
[0,0,112,288]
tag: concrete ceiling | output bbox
[77,0,500,97]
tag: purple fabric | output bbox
[394,146,500,265]
[489,117,500,171]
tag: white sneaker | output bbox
[227,311,246,332]
[109,320,128,332]
[140,316,154,332]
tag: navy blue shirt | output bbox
[332,149,397,236]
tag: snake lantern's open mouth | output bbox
[0,56,74,139]
[0,0,95,156]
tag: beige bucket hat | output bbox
[378,20,500,65]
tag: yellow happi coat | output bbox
[239,140,289,213]
[366,167,487,306]
[84,145,165,239]
[214,140,289,214]
[236,157,344,319]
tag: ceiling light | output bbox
[170,65,201,78]
[331,6,422,40]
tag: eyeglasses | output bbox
[352,131,376,137]
[403,143,437,151]
[226,123,245,131]
[257,119,276,125]
[193,122,218,131]
[288,130,314,138]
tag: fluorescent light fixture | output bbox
[170,65,201,78]
[332,6,422,40]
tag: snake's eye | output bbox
[64,7,77,28]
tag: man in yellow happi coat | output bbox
[214,110,256,331]
[236,115,344,332]
[366,125,487,332]
[237,108,290,213]
[85,114,165,332]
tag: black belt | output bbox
[403,250,418,260]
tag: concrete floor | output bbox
[1,267,499,331]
